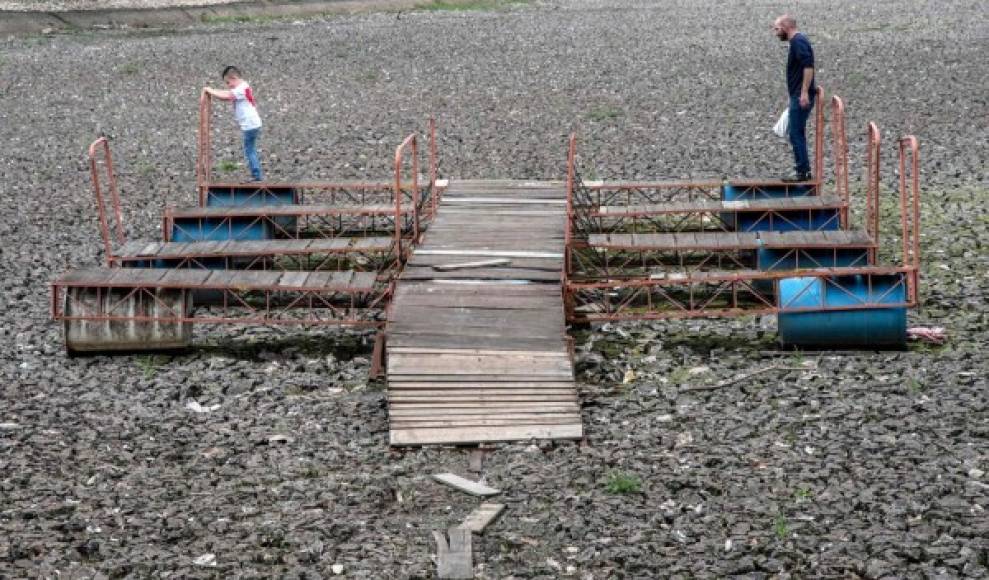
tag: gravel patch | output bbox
[1,0,987,576]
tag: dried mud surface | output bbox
[1,0,987,577]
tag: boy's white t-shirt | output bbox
[230,82,262,131]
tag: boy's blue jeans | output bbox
[788,95,813,175]
[242,128,263,181]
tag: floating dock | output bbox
[385,180,584,446]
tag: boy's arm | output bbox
[203,87,234,101]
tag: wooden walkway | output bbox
[386,180,583,446]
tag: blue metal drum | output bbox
[777,274,907,348]
[169,218,272,242]
[722,183,837,232]
[205,186,297,207]
[757,248,870,271]
[206,185,297,233]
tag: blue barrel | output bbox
[757,248,870,271]
[206,186,297,207]
[777,274,907,348]
[206,186,297,233]
[722,183,814,202]
[169,217,272,242]
[732,209,840,232]
[722,183,836,232]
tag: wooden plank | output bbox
[389,393,577,402]
[432,259,513,271]
[388,347,567,357]
[416,249,563,259]
[278,271,310,288]
[386,333,565,351]
[403,267,562,282]
[387,356,572,377]
[434,528,473,580]
[159,269,213,286]
[216,270,282,290]
[389,407,580,417]
[390,423,583,446]
[392,417,580,430]
[389,381,575,390]
[461,503,505,534]
[391,374,572,383]
[432,473,501,497]
[107,268,170,284]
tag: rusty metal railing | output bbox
[394,133,419,258]
[813,86,825,183]
[88,137,126,265]
[197,90,213,206]
[831,95,850,227]
[899,135,921,305]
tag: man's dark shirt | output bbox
[787,32,815,98]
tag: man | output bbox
[773,14,816,182]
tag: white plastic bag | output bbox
[773,109,789,138]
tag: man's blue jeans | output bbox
[788,95,813,175]
[242,128,263,181]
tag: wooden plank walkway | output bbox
[386,180,583,446]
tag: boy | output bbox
[204,66,264,181]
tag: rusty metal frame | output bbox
[814,85,825,181]
[52,280,388,327]
[89,137,405,272]
[899,135,921,304]
[394,133,419,254]
[563,120,922,322]
[197,90,213,204]
[89,136,126,265]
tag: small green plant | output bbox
[587,107,623,122]
[790,349,805,366]
[794,486,812,501]
[136,355,165,379]
[668,366,691,385]
[773,513,790,540]
[906,377,925,393]
[134,160,155,176]
[217,159,240,173]
[604,471,642,494]
[120,63,140,75]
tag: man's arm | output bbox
[799,67,814,109]
[203,87,234,101]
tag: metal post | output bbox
[830,96,849,227]
[814,86,825,183]
[429,116,438,220]
[899,135,921,304]
[866,122,881,261]
[197,91,213,207]
[394,133,417,258]
[88,137,126,265]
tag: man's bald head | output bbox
[773,14,798,41]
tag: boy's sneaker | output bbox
[781,171,812,183]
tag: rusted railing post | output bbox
[394,133,418,258]
[88,137,126,265]
[197,90,213,207]
[814,86,825,184]
[898,135,921,305]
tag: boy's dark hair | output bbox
[221,65,241,79]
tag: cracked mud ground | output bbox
[1,0,986,577]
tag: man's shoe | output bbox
[781,172,812,183]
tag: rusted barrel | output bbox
[63,287,193,353]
